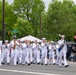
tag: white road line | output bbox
[0,68,60,75]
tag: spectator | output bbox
[73,34,76,43]
[67,44,72,60]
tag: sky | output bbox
[7,0,76,11]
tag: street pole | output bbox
[2,0,5,44]
[40,13,42,39]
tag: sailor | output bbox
[55,44,60,65]
[21,40,27,65]
[49,41,56,65]
[41,38,48,65]
[25,40,31,65]
[32,40,41,64]
[58,35,69,67]
[10,36,18,65]
[29,40,33,64]
[1,40,10,65]
[17,39,22,65]
[0,41,2,66]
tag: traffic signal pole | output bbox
[2,0,5,44]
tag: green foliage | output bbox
[1,0,76,41]
[0,1,17,40]
[13,18,34,38]
[12,0,45,38]
[43,0,76,41]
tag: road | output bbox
[0,62,76,75]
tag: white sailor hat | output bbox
[51,41,54,43]
[42,38,46,40]
[5,40,8,43]
[61,35,65,38]
[12,36,16,39]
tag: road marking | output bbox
[0,68,60,75]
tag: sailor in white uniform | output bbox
[22,40,31,65]
[17,39,22,64]
[55,44,60,65]
[0,41,2,66]
[1,40,10,65]
[32,40,41,64]
[10,36,18,65]
[29,41,33,64]
[49,41,56,65]
[41,38,48,65]
[25,40,31,65]
[58,35,69,67]
[21,40,27,65]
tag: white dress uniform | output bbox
[32,43,41,64]
[1,43,10,64]
[55,44,60,65]
[41,42,48,65]
[22,43,27,65]
[10,40,18,65]
[29,44,33,63]
[0,41,2,66]
[58,39,69,67]
[17,43,22,64]
[49,44,55,64]
[25,44,31,65]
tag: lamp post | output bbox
[2,0,5,44]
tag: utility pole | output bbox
[40,13,42,39]
[2,0,5,44]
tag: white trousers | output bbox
[59,51,68,66]
[29,50,33,63]
[22,50,26,64]
[25,51,30,64]
[41,50,47,64]
[49,51,55,64]
[56,50,60,65]
[34,50,40,63]
[17,50,22,63]
[11,49,17,65]
[2,50,9,63]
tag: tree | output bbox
[13,18,34,38]
[0,1,17,40]
[12,0,45,38]
[43,0,76,41]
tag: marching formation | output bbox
[0,35,69,68]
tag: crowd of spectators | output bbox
[67,43,76,62]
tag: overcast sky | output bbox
[7,0,76,11]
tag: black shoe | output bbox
[62,63,64,65]
[2,62,5,64]
[53,63,55,65]
[65,65,69,68]
[37,63,40,65]
[28,63,30,66]
[45,64,48,66]
[41,63,43,65]
[16,62,18,64]
[7,63,9,65]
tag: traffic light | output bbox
[8,31,10,35]
[6,31,11,35]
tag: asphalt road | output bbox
[0,61,76,75]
